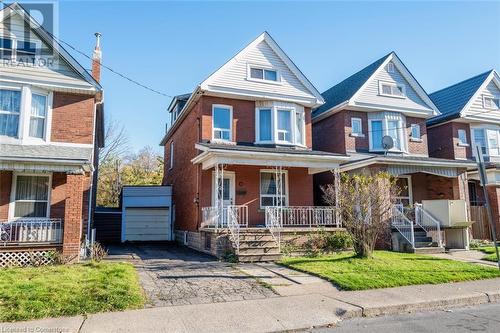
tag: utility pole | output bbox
[475,145,500,270]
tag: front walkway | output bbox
[106,243,277,306]
[428,250,498,267]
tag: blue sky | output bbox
[54,0,500,153]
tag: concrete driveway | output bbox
[106,243,277,307]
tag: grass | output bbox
[0,261,145,322]
[477,247,500,262]
[280,251,500,291]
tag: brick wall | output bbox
[313,111,347,154]
[62,174,84,259]
[0,171,12,220]
[428,122,472,160]
[486,186,500,239]
[50,173,67,220]
[406,117,428,155]
[51,93,95,144]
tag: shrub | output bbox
[325,231,352,252]
[304,230,352,256]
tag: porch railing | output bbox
[265,206,340,228]
[226,206,240,253]
[414,204,443,247]
[391,206,415,248]
[0,219,63,246]
[265,207,281,252]
[200,205,248,229]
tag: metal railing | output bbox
[414,203,443,247]
[200,205,248,229]
[391,206,415,248]
[0,219,63,246]
[265,206,340,228]
[265,206,281,252]
[226,206,240,253]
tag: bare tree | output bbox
[99,117,129,164]
[322,172,400,258]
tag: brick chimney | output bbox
[92,32,102,82]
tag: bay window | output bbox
[260,170,287,208]
[473,129,487,155]
[212,105,232,141]
[368,113,405,152]
[13,174,50,218]
[0,89,21,138]
[256,103,305,146]
[472,127,500,157]
[370,120,383,150]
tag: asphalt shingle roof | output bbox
[428,70,493,126]
[312,52,392,118]
[0,144,92,163]
[198,142,346,157]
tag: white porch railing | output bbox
[0,219,63,246]
[201,205,248,229]
[391,206,415,248]
[226,206,240,253]
[271,206,340,228]
[265,207,281,252]
[414,203,443,248]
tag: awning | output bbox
[191,143,349,175]
[387,165,458,178]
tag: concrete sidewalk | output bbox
[2,278,500,333]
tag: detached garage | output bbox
[121,186,173,242]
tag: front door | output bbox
[213,172,235,207]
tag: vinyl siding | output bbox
[354,61,433,113]
[465,80,500,120]
[207,40,313,100]
[0,13,93,90]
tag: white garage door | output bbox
[124,208,171,241]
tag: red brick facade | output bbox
[0,171,12,220]
[428,122,472,160]
[51,93,95,144]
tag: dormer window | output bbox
[248,65,279,82]
[379,81,406,98]
[483,96,500,110]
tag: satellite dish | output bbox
[382,136,394,152]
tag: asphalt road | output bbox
[306,302,500,333]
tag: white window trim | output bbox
[8,172,52,220]
[211,104,233,143]
[457,129,469,147]
[368,118,406,152]
[395,175,413,206]
[246,64,282,85]
[169,141,174,170]
[259,169,289,209]
[0,35,42,65]
[0,83,52,144]
[387,62,395,73]
[255,105,306,147]
[350,117,364,137]
[483,95,500,110]
[276,108,294,145]
[378,80,406,99]
[211,171,236,206]
[410,124,422,142]
[471,126,500,158]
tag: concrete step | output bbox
[414,241,435,248]
[239,235,275,241]
[414,237,433,243]
[239,240,278,247]
[238,253,282,262]
[238,246,280,255]
[413,246,445,254]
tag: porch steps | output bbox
[235,230,281,262]
[413,246,445,254]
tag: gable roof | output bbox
[313,53,391,118]
[200,31,324,107]
[428,70,496,126]
[0,2,101,92]
[313,52,439,120]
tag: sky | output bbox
[49,0,500,153]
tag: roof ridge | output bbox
[430,70,493,96]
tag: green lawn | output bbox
[280,251,500,291]
[478,247,500,262]
[0,261,145,322]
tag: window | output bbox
[29,94,47,138]
[0,89,21,137]
[483,96,500,110]
[473,129,487,155]
[458,129,468,145]
[169,141,174,169]
[0,38,13,60]
[212,105,232,141]
[259,108,272,141]
[351,117,363,136]
[16,40,37,64]
[395,176,412,207]
[487,129,500,156]
[295,111,305,145]
[371,120,383,150]
[260,171,287,208]
[249,66,279,82]
[13,175,50,218]
[387,62,395,73]
[387,120,401,150]
[277,109,292,142]
[410,124,421,140]
[379,81,406,98]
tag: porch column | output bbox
[62,174,84,260]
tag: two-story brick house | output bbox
[0,3,104,262]
[312,52,475,250]
[428,70,500,238]
[160,32,348,261]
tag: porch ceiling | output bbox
[192,143,349,174]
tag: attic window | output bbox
[483,96,500,110]
[0,38,13,60]
[379,81,406,98]
[249,66,279,82]
[16,40,37,64]
[387,63,395,73]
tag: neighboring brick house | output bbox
[0,3,104,261]
[160,32,348,260]
[312,52,474,250]
[428,70,500,238]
